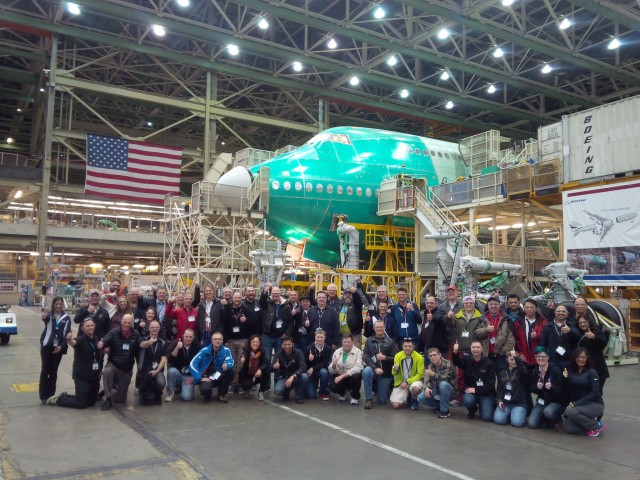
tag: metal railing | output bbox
[431,171,505,208]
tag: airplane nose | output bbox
[215,165,253,210]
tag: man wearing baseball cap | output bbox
[74,289,111,339]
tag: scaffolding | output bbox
[459,130,511,176]
[162,169,270,292]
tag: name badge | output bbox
[462,331,470,338]
[122,343,130,351]
[188,315,195,323]
[53,337,59,347]
[506,382,512,390]
[504,393,512,401]
[490,337,496,344]
[401,322,409,329]
[254,306,260,311]
[92,362,99,371]
[476,380,484,387]
[371,355,378,363]
[233,326,240,333]
[537,398,545,405]
[151,361,158,369]
[181,367,189,375]
[275,320,283,329]
[299,327,306,333]
[556,346,566,355]
[210,371,221,381]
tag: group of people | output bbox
[39,279,609,437]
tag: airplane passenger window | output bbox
[430,150,436,157]
[438,152,443,157]
[295,182,303,191]
[423,149,429,156]
[365,188,372,197]
[306,182,313,192]
[415,149,422,156]
[356,187,362,196]
[337,186,344,195]
[316,184,323,193]
[327,184,334,194]
[445,153,450,159]
[407,147,414,154]
[347,186,353,195]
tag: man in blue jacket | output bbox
[391,288,421,350]
[189,331,234,403]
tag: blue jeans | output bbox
[362,366,393,405]
[528,401,565,429]
[262,335,283,385]
[304,367,329,398]
[462,392,495,422]
[166,367,195,401]
[275,373,309,401]
[417,381,455,413]
[493,404,527,427]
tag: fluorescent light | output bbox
[349,76,360,86]
[445,100,454,109]
[399,89,409,98]
[16,108,22,112]
[559,18,571,30]
[132,264,145,269]
[147,121,153,127]
[227,44,240,55]
[292,61,303,72]
[527,221,536,226]
[475,217,492,223]
[89,263,104,269]
[437,28,449,40]
[511,223,523,228]
[6,137,14,144]
[493,47,504,58]
[440,71,450,81]
[327,38,338,49]
[487,84,496,94]
[387,55,398,66]
[176,0,190,6]
[541,64,552,74]
[67,2,81,15]
[374,6,385,19]
[452,220,469,226]
[495,225,510,230]
[501,0,514,6]
[258,18,269,30]
[607,38,620,50]
[152,25,166,37]
[13,190,22,199]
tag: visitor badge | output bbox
[182,367,189,375]
[53,337,59,347]
[476,380,484,387]
[556,346,566,355]
[255,306,260,311]
[276,320,283,329]
[490,337,496,344]
[401,322,409,329]
[123,343,130,350]
[210,371,221,381]
[233,326,240,333]
[188,315,195,323]
[504,393,512,401]
[299,327,306,333]
[372,355,377,363]
[462,331,470,338]
[537,398,545,405]
[506,382,512,390]
[152,361,158,369]
[92,362,99,371]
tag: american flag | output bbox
[84,134,182,204]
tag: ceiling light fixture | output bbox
[541,64,552,74]
[440,70,450,81]
[445,100,454,109]
[493,47,504,58]
[559,18,571,30]
[386,55,398,66]
[327,38,338,49]
[607,38,620,50]
[400,89,409,98]
[501,0,515,6]
[227,44,240,55]
[487,84,497,94]
[176,0,190,7]
[258,18,269,30]
[349,76,360,86]
[67,2,81,15]
[152,24,166,37]
[437,28,450,40]
[374,6,385,19]
[292,61,303,72]
[6,137,14,144]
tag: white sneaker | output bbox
[258,392,264,401]
[165,393,174,402]
[350,398,359,405]
[339,396,347,402]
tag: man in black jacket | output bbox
[165,328,200,402]
[47,318,103,409]
[421,296,449,358]
[453,340,496,421]
[74,290,111,339]
[362,320,398,409]
[308,291,340,349]
[98,314,142,410]
[272,336,307,404]
[303,329,332,400]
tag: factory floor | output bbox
[1,306,639,480]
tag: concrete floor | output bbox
[1,305,639,480]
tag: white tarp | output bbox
[563,180,640,286]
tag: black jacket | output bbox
[74,305,111,339]
[238,347,270,379]
[307,306,340,347]
[529,364,563,405]
[272,348,306,378]
[564,368,603,406]
[304,343,333,372]
[196,300,222,342]
[496,357,528,405]
[221,303,256,340]
[453,354,496,395]
[362,334,398,377]
[101,327,141,372]
[260,291,293,338]
[71,334,103,382]
[540,322,580,368]
[166,339,201,373]
[420,307,449,353]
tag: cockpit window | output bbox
[328,134,352,145]
[306,132,330,146]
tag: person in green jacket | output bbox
[390,338,424,410]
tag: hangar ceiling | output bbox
[0,0,639,191]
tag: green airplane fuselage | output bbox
[249,126,469,266]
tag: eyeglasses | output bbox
[212,337,224,341]
[535,355,548,359]
[428,353,440,357]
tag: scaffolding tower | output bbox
[162,168,270,292]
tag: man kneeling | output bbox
[390,338,424,410]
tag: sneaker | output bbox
[411,400,420,410]
[46,392,65,406]
[450,399,461,407]
[585,428,600,437]
[101,398,113,411]
[338,396,347,402]
[364,399,374,410]
[165,393,174,403]
[467,410,476,419]
[258,392,264,401]
[217,395,228,404]
[319,393,330,401]
[438,410,451,419]
[295,398,304,404]
[350,398,359,405]
[598,421,606,433]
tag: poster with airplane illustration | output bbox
[563,180,640,285]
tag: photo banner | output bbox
[563,180,640,286]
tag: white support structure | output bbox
[337,220,360,287]
[250,243,291,287]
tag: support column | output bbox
[468,207,476,251]
[318,97,325,132]
[203,72,217,175]
[520,203,526,266]
[36,36,57,273]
